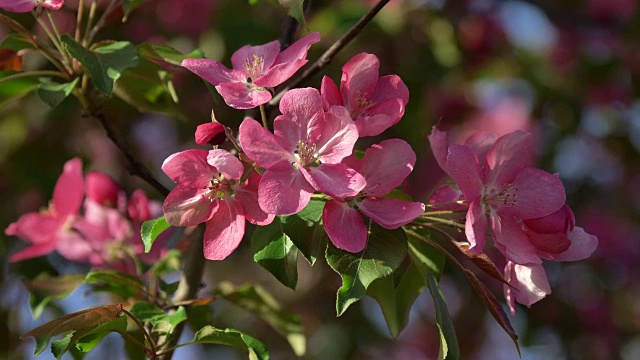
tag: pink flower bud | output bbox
[85,171,120,207]
[524,204,575,254]
[195,122,226,146]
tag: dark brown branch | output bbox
[87,109,171,197]
[269,0,391,106]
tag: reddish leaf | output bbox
[0,48,23,71]
[462,268,521,356]
[455,243,510,286]
[21,304,124,356]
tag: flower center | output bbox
[243,54,265,81]
[204,175,232,201]
[350,91,376,118]
[293,140,318,168]
[483,183,518,208]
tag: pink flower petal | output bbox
[52,158,84,219]
[195,122,226,146]
[315,106,359,164]
[273,32,321,66]
[239,118,293,168]
[340,53,379,110]
[445,145,483,200]
[465,199,488,253]
[207,149,243,180]
[258,161,314,215]
[128,190,151,222]
[528,231,571,254]
[510,168,566,219]
[370,75,409,105]
[354,98,404,137]
[428,125,449,173]
[0,0,38,12]
[300,163,366,199]
[278,87,324,131]
[162,149,214,188]
[254,59,307,88]
[5,213,60,244]
[545,227,598,261]
[358,198,425,228]
[524,204,575,234]
[322,199,367,253]
[321,76,343,110]
[215,82,272,109]
[233,173,275,226]
[463,131,497,161]
[9,242,58,262]
[56,231,96,263]
[504,262,550,313]
[491,213,542,265]
[162,186,217,226]
[353,139,416,197]
[43,0,63,10]
[230,40,281,77]
[203,200,246,260]
[182,58,246,85]
[85,171,120,207]
[485,130,533,185]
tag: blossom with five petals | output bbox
[182,32,320,109]
[321,52,409,136]
[162,149,274,260]
[322,139,425,252]
[0,0,63,12]
[5,158,83,262]
[429,127,567,265]
[239,87,366,216]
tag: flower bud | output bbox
[195,122,226,146]
[85,171,120,207]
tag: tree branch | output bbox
[269,0,391,106]
[85,108,171,197]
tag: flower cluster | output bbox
[162,34,423,259]
[5,158,167,274]
[428,127,598,312]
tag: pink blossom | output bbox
[239,88,365,216]
[430,127,566,265]
[5,158,83,262]
[162,149,274,260]
[321,53,409,136]
[182,32,320,109]
[322,139,425,252]
[503,261,551,314]
[0,0,63,12]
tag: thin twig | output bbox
[75,0,84,43]
[123,308,158,354]
[0,70,69,84]
[269,0,391,106]
[86,0,119,45]
[84,107,171,196]
[83,0,98,47]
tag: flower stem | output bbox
[123,308,158,354]
[0,70,69,84]
[426,200,469,208]
[420,216,465,229]
[259,104,269,130]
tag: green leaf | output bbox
[189,326,269,360]
[408,236,445,280]
[426,274,460,360]
[114,59,181,115]
[138,42,204,66]
[140,216,171,253]
[326,222,408,316]
[148,249,182,276]
[159,280,180,297]
[249,0,261,5]
[280,199,326,265]
[0,70,39,105]
[61,35,140,96]
[37,78,79,107]
[73,315,128,353]
[251,218,298,289]
[23,273,84,319]
[186,303,215,331]
[0,33,35,51]
[51,333,73,359]
[217,282,305,356]
[277,0,307,29]
[84,270,146,299]
[21,304,124,357]
[368,260,426,338]
[129,302,187,336]
[122,0,144,21]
